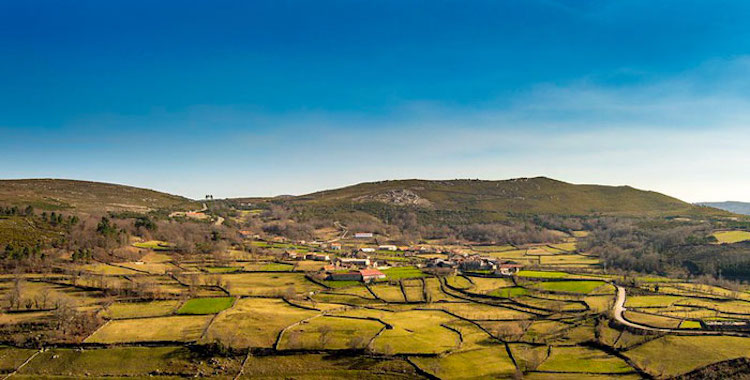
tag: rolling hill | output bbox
[241,177,732,222]
[697,201,750,216]
[0,179,198,213]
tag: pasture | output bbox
[713,230,750,244]
[85,315,213,343]
[203,297,318,348]
[102,300,181,319]
[177,297,235,314]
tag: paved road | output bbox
[612,285,744,335]
[613,285,673,333]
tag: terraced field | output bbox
[0,234,748,379]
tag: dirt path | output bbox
[613,285,745,335]
[327,221,348,243]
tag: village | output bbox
[242,229,524,284]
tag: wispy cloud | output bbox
[3,57,750,201]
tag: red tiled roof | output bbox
[359,269,385,276]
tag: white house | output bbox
[378,245,398,251]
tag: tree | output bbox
[134,216,157,231]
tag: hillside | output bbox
[0,179,198,213]
[697,201,750,216]
[244,177,732,222]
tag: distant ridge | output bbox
[236,177,733,221]
[0,179,197,213]
[697,201,750,216]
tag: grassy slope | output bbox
[239,177,732,223]
[0,179,197,212]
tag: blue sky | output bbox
[2,1,750,201]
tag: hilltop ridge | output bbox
[0,179,197,213]
[242,177,728,218]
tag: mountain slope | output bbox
[267,177,731,219]
[0,179,197,213]
[697,201,750,216]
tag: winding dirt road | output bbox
[612,285,746,336]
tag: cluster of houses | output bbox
[424,254,523,276]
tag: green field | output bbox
[203,298,319,348]
[625,335,750,377]
[489,286,528,298]
[205,266,242,273]
[538,346,633,374]
[517,270,570,279]
[85,315,213,343]
[334,309,459,355]
[713,230,750,244]
[381,266,427,280]
[532,280,606,294]
[279,316,383,350]
[177,297,235,315]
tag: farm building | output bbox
[426,258,456,269]
[458,256,497,271]
[378,245,398,251]
[336,257,371,268]
[355,232,373,238]
[496,262,523,276]
[305,253,330,261]
[360,269,386,282]
[330,243,342,250]
[360,247,376,253]
[328,271,362,281]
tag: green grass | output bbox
[489,286,528,298]
[411,346,516,379]
[177,297,235,315]
[333,309,459,355]
[538,346,633,374]
[321,280,362,288]
[445,275,473,289]
[204,266,242,273]
[262,262,294,271]
[103,300,180,319]
[203,298,319,348]
[0,346,38,373]
[532,280,606,294]
[713,230,750,244]
[679,320,702,329]
[517,270,570,279]
[211,272,324,297]
[625,335,750,377]
[279,316,383,350]
[237,354,418,379]
[85,315,213,343]
[381,266,427,280]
